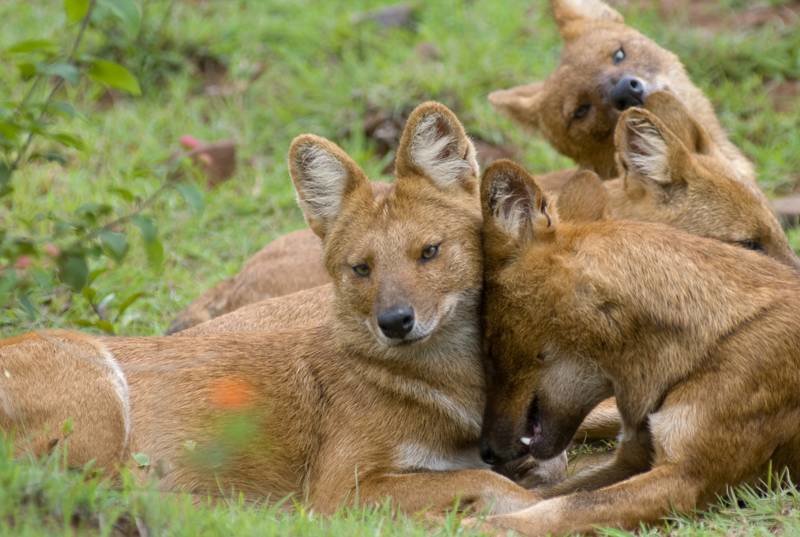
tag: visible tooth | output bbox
[520,436,532,446]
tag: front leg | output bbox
[574,398,621,441]
[484,464,703,536]
[539,424,651,498]
[316,469,541,515]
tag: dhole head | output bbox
[611,92,800,270]
[489,0,700,178]
[478,160,610,465]
[288,102,483,354]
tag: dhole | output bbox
[489,0,754,183]
[0,103,563,514]
[476,160,800,535]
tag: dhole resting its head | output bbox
[478,157,800,464]
[289,102,483,356]
[601,91,799,269]
[489,0,750,181]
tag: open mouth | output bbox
[519,395,542,449]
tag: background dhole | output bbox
[490,0,754,184]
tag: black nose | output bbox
[377,305,415,339]
[479,439,498,466]
[610,76,645,110]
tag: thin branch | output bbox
[67,178,177,255]
[10,0,97,173]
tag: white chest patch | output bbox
[648,403,697,463]
[395,442,487,472]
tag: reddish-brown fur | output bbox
[489,0,754,183]
[1,103,565,515]
[476,160,800,535]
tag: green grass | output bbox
[1,0,799,534]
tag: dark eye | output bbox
[420,243,440,261]
[573,103,591,120]
[612,47,625,64]
[352,263,371,277]
[737,239,764,253]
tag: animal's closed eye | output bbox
[573,104,591,120]
[737,239,765,253]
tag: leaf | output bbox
[133,215,163,270]
[64,0,91,23]
[40,62,80,85]
[109,186,135,202]
[0,269,17,304]
[0,121,20,143]
[132,214,156,242]
[19,294,37,320]
[17,62,36,80]
[51,131,86,150]
[99,230,128,262]
[47,101,79,119]
[88,60,141,96]
[0,162,10,193]
[57,252,89,291]
[62,418,74,436]
[88,267,108,285]
[100,0,141,34]
[115,291,146,320]
[75,318,116,334]
[132,452,150,468]
[176,183,205,213]
[7,39,58,55]
[94,319,115,334]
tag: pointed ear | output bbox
[481,160,557,242]
[394,101,479,192]
[488,82,545,131]
[557,170,608,222]
[615,108,687,188]
[288,134,369,239]
[643,91,713,155]
[551,0,624,39]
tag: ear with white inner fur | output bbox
[395,101,479,191]
[616,108,689,190]
[488,82,546,132]
[551,0,624,38]
[481,160,556,242]
[288,134,368,239]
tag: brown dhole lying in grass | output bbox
[1,103,571,515]
[476,159,800,535]
[490,0,754,184]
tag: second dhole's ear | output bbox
[289,134,369,239]
[481,160,557,242]
[395,102,479,192]
[615,108,688,190]
[557,170,608,222]
[551,0,624,40]
[488,82,545,132]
